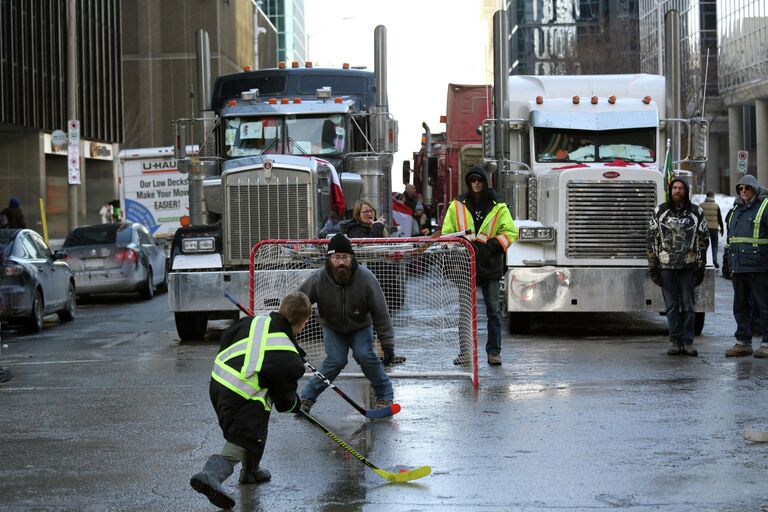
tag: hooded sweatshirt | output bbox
[726,174,768,273]
[647,178,709,269]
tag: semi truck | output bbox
[485,9,714,333]
[167,27,397,341]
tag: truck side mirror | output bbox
[481,120,495,160]
[402,160,411,185]
[690,118,709,162]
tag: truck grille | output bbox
[566,181,656,259]
[226,171,312,265]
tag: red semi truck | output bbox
[408,84,491,222]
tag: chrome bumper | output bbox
[167,270,250,312]
[505,267,715,313]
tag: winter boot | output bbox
[753,345,768,358]
[190,454,236,509]
[487,353,502,366]
[682,345,698,357]
[239,458,271,485]
[373,398,394,409]
[667,340,682,356]
[298,399,314,414]
[725,343,753,357]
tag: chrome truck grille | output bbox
[225,171,312,265]
[566,181,657,259]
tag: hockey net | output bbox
[248,237,478,387]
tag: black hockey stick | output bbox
[223,291,401,419]
[298,409,430,482]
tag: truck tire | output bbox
[694,312,705,336]
[507,312,532,334]
[175,311,208,342]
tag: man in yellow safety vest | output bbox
[439,166,518,366]
[189,292,311,509]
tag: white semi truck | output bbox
[484,10,714,333]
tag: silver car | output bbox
[63,223,167,299]
[0,228,76,332]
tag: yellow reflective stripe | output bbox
[729,237,768,245]
[484,210,501,238]
[211,366,269,403]
[753,198,768,240]
[216,339,248,363]
[242,316,269,378]
[454,200,469,232]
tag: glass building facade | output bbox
[508,0,640,76]
[263,0,306,63]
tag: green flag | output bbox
[663,139,674,202]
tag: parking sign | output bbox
[737,150,748,174]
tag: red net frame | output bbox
[248,237,478,388]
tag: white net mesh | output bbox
[249,237,478,386]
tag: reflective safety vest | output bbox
[728,197,768,247]
[211,315,298,410]
[443,199,517,250]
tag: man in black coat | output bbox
[190,292,311,509]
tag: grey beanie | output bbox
[736,174,761,194]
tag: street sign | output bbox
[68,119,81,184]
[737,150,748,174]
[51,130,67,147]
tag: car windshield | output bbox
[224,116,282,157]
[534,127,656,163]
[223,114,346,158]
[63,225,133,246]
[285,114,345,156]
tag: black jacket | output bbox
[209,312,305,454]
[341,219,386,238]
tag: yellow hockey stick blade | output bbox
[373,465,432,483]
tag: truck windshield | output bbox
[534,127,656,164]
[224,116,282,157]
[285,114,345,156]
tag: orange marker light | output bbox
[305,61,313,68]
[573,96,580,104]
[180,215,190,227]
[243,65,252,72]
[291,61,299,68]
[280,98,289,104]
[440,115,447,123]
[278,61,286,69]
[536,96,543,104]
[342,63,350,69]
[643,96,652,104]
[293,97,301,104]
[609,95,617,104]
[591,96,598,104]
[334,97,343,103]
[268,98,277,105]
[227,100,237,107]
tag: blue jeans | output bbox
[477,277,502,355]
[300,325,394,402]
[732,272,768,345]
[660,269,695,345]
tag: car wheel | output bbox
[175,311,208,342]
[25,289,45,333]
[140,268,154,300]
[156,268,168,294]
[58,282,76,322]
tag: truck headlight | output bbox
[182,237,216,253]
[518,227,555,242]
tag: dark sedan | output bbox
[0,228,76,332]
[63,223,167,299]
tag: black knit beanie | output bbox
[327,233,354,255]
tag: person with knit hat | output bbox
[724,174,768,358]
[647,178,709,357]
[296,233,397,413]
[0,197,25,229]
[438,165,518,366]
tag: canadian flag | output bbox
[313,157,346,216]
[391,192,415,237]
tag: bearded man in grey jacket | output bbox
[297,233,395,413]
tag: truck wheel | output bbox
[175,311,208,342]
[694,312,705,336]
[507,312,532,334]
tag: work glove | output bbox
[649,267,663,287]
[694,263,705,287]
[381,346,395,367]
[487,238,504,255]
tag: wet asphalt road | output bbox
[0,277,767,512]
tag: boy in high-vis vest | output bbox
[190,292,311,509]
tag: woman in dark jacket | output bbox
[0,198,25,228]
[342,200,388,238]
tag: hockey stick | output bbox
[303,360,401,419]
[223,291,401,419]
[298,409,431,482]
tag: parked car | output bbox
[63,223,167,300]
[63,222,167,299]
[0,228,76,332]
